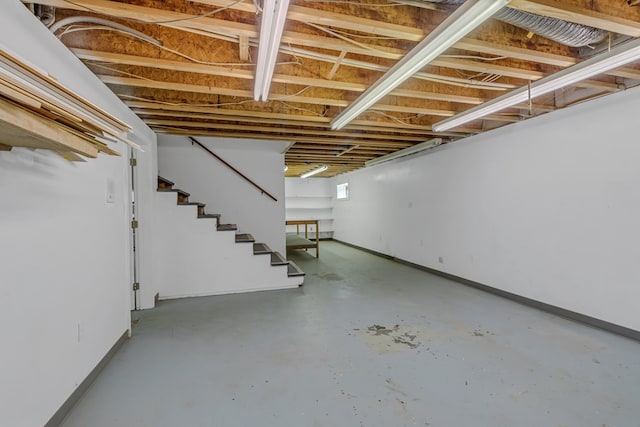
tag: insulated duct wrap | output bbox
[421,0,607,47]
[493,8,606,47]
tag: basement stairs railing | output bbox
[188,136,277,202]
[157,175,304,279]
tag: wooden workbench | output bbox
[286,219,320,258]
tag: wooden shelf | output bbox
[285,182,334,238]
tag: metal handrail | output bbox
[189,136,278,202]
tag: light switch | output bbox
[106,178,115,203]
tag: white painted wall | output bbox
[151,191,302,299]
[0,3,155,426]
[332,86,640,332]
[157,135,287,254]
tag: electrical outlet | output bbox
[438,256,444,264]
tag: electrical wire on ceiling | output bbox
[482,74,503,83]
[304,23,515,86]
[273,85,313,99]
[62,0,247,25]
[88,62,157,82]
[119,94,258,108]
[311,26,403,41]
[304,22,398,55]
[453,67,504,84]
[302,0,412,6]
[280,45,515,90]
[411,72,514,90]
[51,17,163,45]
[276,101,327,116]
[369,110,428,125]
[440,54,508,61]
[54,23,301,68]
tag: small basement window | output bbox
[336,182,349,200]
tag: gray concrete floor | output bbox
[61,241,640,427]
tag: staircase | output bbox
[152,176,304,300]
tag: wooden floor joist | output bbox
[29,0,640,176]
[138,117,427,142]
[128,102,466,135]
[151,127,415,149]
[76,49,491,106]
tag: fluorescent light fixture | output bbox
[254,0,291,101]
[433,37,640,132]
[365,138,442,167]
[300,165,328,178]
[329,0,508,130]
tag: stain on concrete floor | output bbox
[313,272,344,281]
[358,324,422,353]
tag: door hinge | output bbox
[129,158,137,166]
[132,282,140,291]
[131,219,139,229]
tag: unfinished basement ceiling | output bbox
[25,0,640,177]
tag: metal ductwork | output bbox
[418,0,607,47]
[494,8,606,47]
[34,4,56,27]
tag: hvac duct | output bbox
[34,5,55,27]
[494,8,606,47]
[417,0,607,47]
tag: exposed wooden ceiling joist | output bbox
[25,0,640,176]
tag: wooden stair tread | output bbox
[253,243,272,254]
[217,223,237,231]
[287,260,306,277]
[156,174,300,282]
[270,251,288,266]
[157,176,174,189]
[235,233,255,243]
[157,176,174,185]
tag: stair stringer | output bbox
[151,191,303,300]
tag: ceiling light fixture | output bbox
[329,0,509,130]
[254,0,291,102]
[433,37,640,132]
[365,138,442,167]
[284,165,289,172]
[300,165,328,178]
